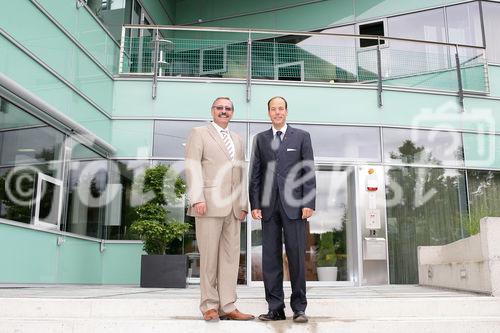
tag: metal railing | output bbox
[118,25,489,107]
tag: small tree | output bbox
[130,164,190,255]
[316,231,337,267]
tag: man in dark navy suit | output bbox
[249,96,316,323]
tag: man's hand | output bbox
[251,209,262,220]
[193,202,207,215]
[302,207,314,220]
[239,210,247,221]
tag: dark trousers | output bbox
[262,196,307,312]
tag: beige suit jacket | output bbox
[185,124,248,218]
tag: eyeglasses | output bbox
[212,105,233,111]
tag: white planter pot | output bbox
[317,266,338,281]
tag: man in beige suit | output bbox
[185,97,254,322]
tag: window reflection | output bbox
[467,170,500,235]
[383,128,464,167]
[293,124,381,162]
[154,120,247,158]
[106,159,151,239]
[0,98,64,225]
[387,8,448,78]
[482,1,500,63]
[446,2,483,47]
[65,143,108,238]
[250,123,380,162]
[297,25,357,82]
[386,167,468,283]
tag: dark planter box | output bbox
[140,254,188,288]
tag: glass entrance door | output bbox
[249,165,358,285]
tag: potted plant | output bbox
[316,231,338,281]
[130,164,191,288]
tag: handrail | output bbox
[122,24,486,50]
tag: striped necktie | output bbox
[220,129,235,160]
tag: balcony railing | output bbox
[118,25,488,107]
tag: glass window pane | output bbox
[37,177,62,227]
[387,9,448,78]
[446,2,483,47]
[482,1,500,63]
[102,159,151,240]
[0,126,64,167]
[0,98,43,130]
[385,167,468,283]
[252,123,381,162]
[65,159,108,238]
[154,120,247,158]
[383,128,464,167]
[293,124,381,162]
[0,98,65,225]
[297,25,357,83]
[388,8,446,42]
[0,166,35,224]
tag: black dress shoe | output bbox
[293,311,308,323]
[258,310,286,321]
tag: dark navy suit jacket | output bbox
[249,125,316,221]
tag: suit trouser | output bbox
[196,213,240,314]
[262,197,307,312]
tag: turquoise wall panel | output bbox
[0,223,57,283]
[111,120,153,157]
[113,80,247,119]
[113,80,480,132]
[487,65,500,97]
[0,35,111,143]
[463,97,500,133]
[58,237,102,283]
[0,222,143,284]
[463,132,500,169]
[0,1,113,114]
[381,90,463,129]
[113,79,493,131]
[36,0,119,73]
[101,243,144,284]
[250,84,379,123]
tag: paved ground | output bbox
[0,283,483,299]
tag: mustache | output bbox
[218,112,228,117]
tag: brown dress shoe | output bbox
[203,309,219,322]
[220,309,255,321]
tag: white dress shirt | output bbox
[272,123,288,141]
[211,121,235,157]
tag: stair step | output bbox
[2,317,500,333]
[1,297,499,319]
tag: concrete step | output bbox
[2,285,500,332]
[2,317,500,333]
[1,297,500,319]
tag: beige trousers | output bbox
[195,213,240,314]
